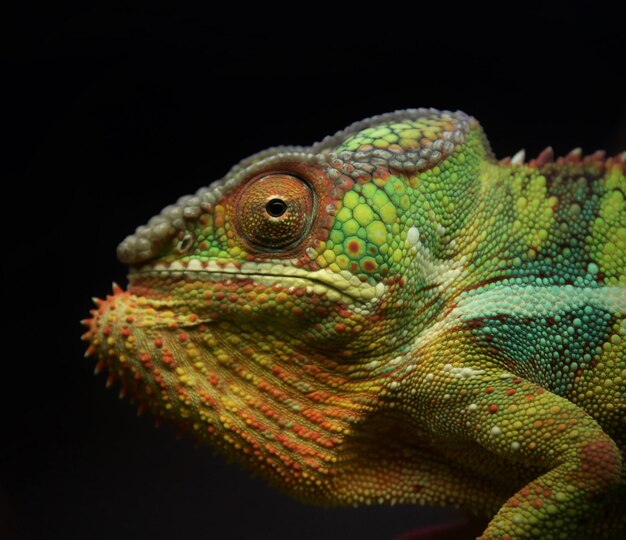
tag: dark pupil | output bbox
[266,198,288,217]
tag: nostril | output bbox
[176,230,195,253]
[116,186,207,264]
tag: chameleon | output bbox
[83,108,626,539]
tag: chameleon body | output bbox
[84,109,626,539]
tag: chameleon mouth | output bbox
[128,258,386,305]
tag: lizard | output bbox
[83,108,626,540]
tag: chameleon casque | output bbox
[83,109,626,539]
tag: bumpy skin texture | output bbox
[84,109,626,539]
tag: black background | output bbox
[3,2,625,539]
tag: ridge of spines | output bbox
[500,147,625,172]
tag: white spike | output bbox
[511,149,526,165]
[567,147,582,159]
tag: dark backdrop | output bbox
[3,3,625,539]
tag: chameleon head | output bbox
[84,109,486,504]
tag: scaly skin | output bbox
[83,109,626,539]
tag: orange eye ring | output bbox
[237,173,315,251]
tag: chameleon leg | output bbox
[414,364,622,540]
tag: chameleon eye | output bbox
[238,174,314,250]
